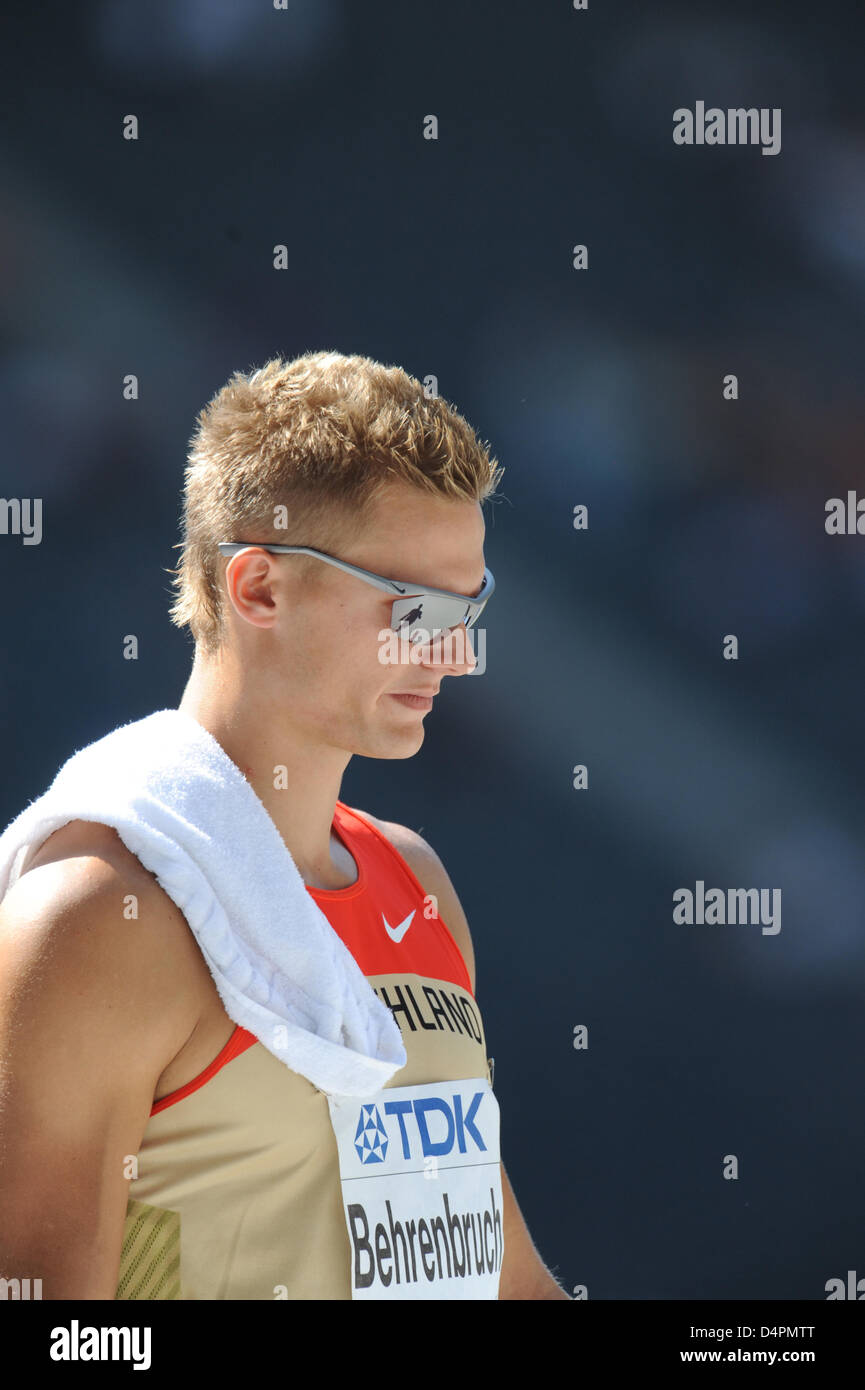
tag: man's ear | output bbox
[223,550,279,631]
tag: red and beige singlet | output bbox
[114,802,501,1300]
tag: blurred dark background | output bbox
[2,0,864,1299]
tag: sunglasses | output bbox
[217,542,494,642]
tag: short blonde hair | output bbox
[168,350,504,654]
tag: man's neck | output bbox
[177,653,354,890]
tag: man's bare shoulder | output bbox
[0,819,203,1054]
[18,818,146,880]
[345,806,476,991]
[8,820,188,939]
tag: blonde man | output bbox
[0,351,569,1300]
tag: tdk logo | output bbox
[355,1105,389,1164]
[355,1091,487,1165]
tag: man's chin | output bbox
[354,725,426,760]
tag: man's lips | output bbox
[388,691,437,709]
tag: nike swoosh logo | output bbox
[382,909,416,943]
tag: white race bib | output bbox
[327,1076,503,1299]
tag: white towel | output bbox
[0,708,407,1099]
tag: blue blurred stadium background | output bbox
[2,0,864,1298]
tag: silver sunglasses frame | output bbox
[217,543,494,630]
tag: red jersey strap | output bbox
[151,1025,257,1115]
[317,802,472,992]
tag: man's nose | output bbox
[418,623,478,675]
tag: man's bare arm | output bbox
[0,834,200,1298]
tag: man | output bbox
[0,350,569,1300]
